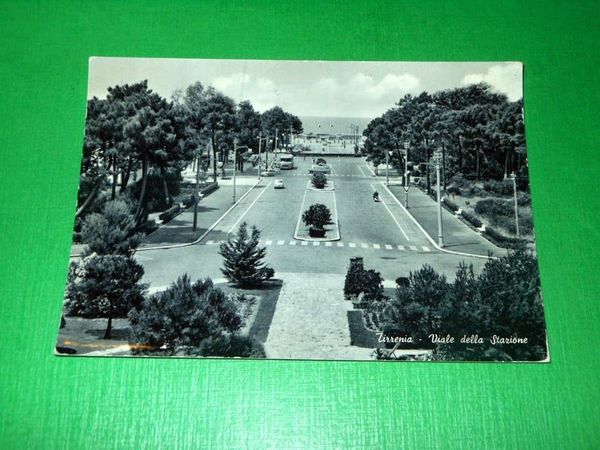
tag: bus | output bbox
[279,153,294,169]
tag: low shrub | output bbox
[474,199,513,217]
[344,259,385,302]
[197,334,266,358]
[442,197,460,212]
[461,210,483,228]
[483,226,523,247]
[483,179,513,196]
[302,204,331,230]
[311,172,327,189]
[517,192,531,206]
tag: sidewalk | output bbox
[138,178,257,249]
[263,272,373,360]
[387,183,506,257]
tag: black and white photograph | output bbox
[56,58,548,362]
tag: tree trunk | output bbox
[135,153,149,222]
[104,315,112,339]
[476,143,481,181]
[159,165,171,206]
[111,156,117,200]
[75,181,102,218]
[211,130,217,183]
[120,156,133,193]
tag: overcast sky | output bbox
[88,58,523,119]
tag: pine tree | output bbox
[79,200,141,257]
[64,254,146,339]
[128,275,243,355]
[218,222,274,288]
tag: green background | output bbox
[1,1,599,448]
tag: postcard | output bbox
[56,58,548,361]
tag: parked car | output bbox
[309,164,331,174]
[274,179,285,189]
[315,158,327,166]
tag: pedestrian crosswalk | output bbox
[203,239,433,253]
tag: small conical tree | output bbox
[218,222,274,288]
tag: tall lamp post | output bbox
[385,149,390,186]
[403,141,410,208]
[433,148,444,247]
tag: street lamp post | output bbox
[434,149,444,247]
[257,132,262,180]
[385,149,390,186]
[233,138,237,203]
[403,141,410,208]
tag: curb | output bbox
[136,177,264,252]
[380,182,496,260]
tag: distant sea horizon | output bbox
[299,116,374,136]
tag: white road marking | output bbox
[349,242,356,248]
[265,240,273,246]
[228,181,272,234]
[325,242,332,246]
[277,240,285,245]
[313,241,320,246]
[206,240,214,245]
[397,245,406,251]
[385,244,393,250]
[361,243,368,249]
[356,165,366,177]
[409,245,418,251]
[301,241,308,246]
[289,240,297,246]
[370,183,410,241]
[422,246,431,252]
[373,244,381,249]
[337,242,344,247]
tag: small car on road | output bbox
[309,164,331,174]
[260,168,277,177]
[274,179,285,189]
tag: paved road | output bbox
[137,157,490,291]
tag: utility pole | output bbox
[435,150,444,247]
[274,128,278,154]
[257,131,262,179]
[290,124,293,150]
[385,150,390,186]
[512,171,520,237]
[232,138,237,203]
[265,131,269,168]
[403,141,410,208]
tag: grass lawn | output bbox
[56,279,283,356]
[56,317,132,355]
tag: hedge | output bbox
[158,204,181,222]
[460,210,483,228]
[483,226,523,247]
[442,197,460,212]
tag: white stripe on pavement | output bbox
[385,244,393,250]
[409,245,418,251]
[277,240,285,245]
